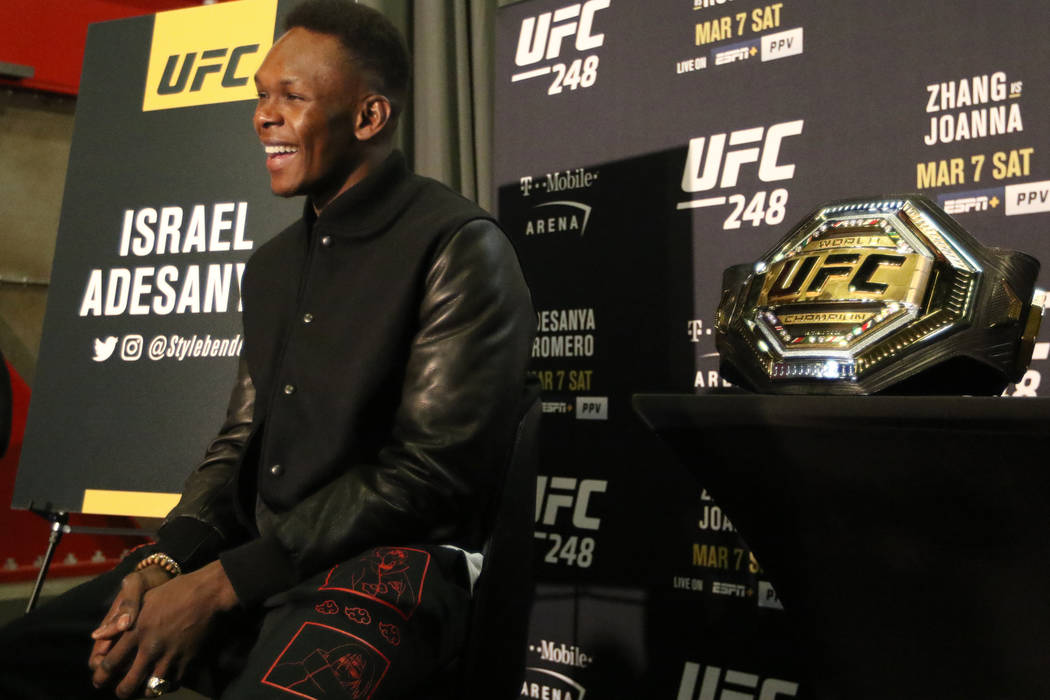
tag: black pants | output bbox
[0,545,471,699]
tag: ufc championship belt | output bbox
[715,195,1043,395]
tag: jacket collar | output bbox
[303,150,418,239]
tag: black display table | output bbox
[633,394,1050,700]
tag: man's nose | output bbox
[254,102,282,130]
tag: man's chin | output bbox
[269,181,302,198]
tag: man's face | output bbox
[253,27,367,206]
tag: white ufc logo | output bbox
[535,476,607,530]
[515,0,610,66]
[681,119,804,192]
[677,663,798,700]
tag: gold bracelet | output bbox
[135,552,183,577]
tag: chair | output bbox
[461,389,540,699]
[422,384,540,700]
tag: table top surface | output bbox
[633,393,1050,432]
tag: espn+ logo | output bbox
[142,0,276,111]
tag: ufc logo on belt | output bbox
[766,251,909,302]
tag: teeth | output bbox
[265,145,298,155]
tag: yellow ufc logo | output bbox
[143,0,277,112]
[155,45,260,95]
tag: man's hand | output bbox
[89,560,239,699]
[89,564,174,667]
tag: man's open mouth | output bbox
[265,145,299,157]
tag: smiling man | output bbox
[0,2,534,698]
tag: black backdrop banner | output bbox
[15,0,303,517]
[495,0,1049,697]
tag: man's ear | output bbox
[354,95,392,141]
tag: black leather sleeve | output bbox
[155,357,256,571]
[219,219,535,605]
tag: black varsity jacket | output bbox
[155,152,535,605]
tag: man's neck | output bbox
[310,145,393,215]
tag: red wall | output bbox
[0,0,212,95]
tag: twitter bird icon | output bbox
[92,336,118,362]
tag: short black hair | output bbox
[284,0,410,119]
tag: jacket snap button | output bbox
[320,235,332,247]
[302,313,314,324]
[283,384,296,395]
[270,464,283,477]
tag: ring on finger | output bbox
[145,676,173,697]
